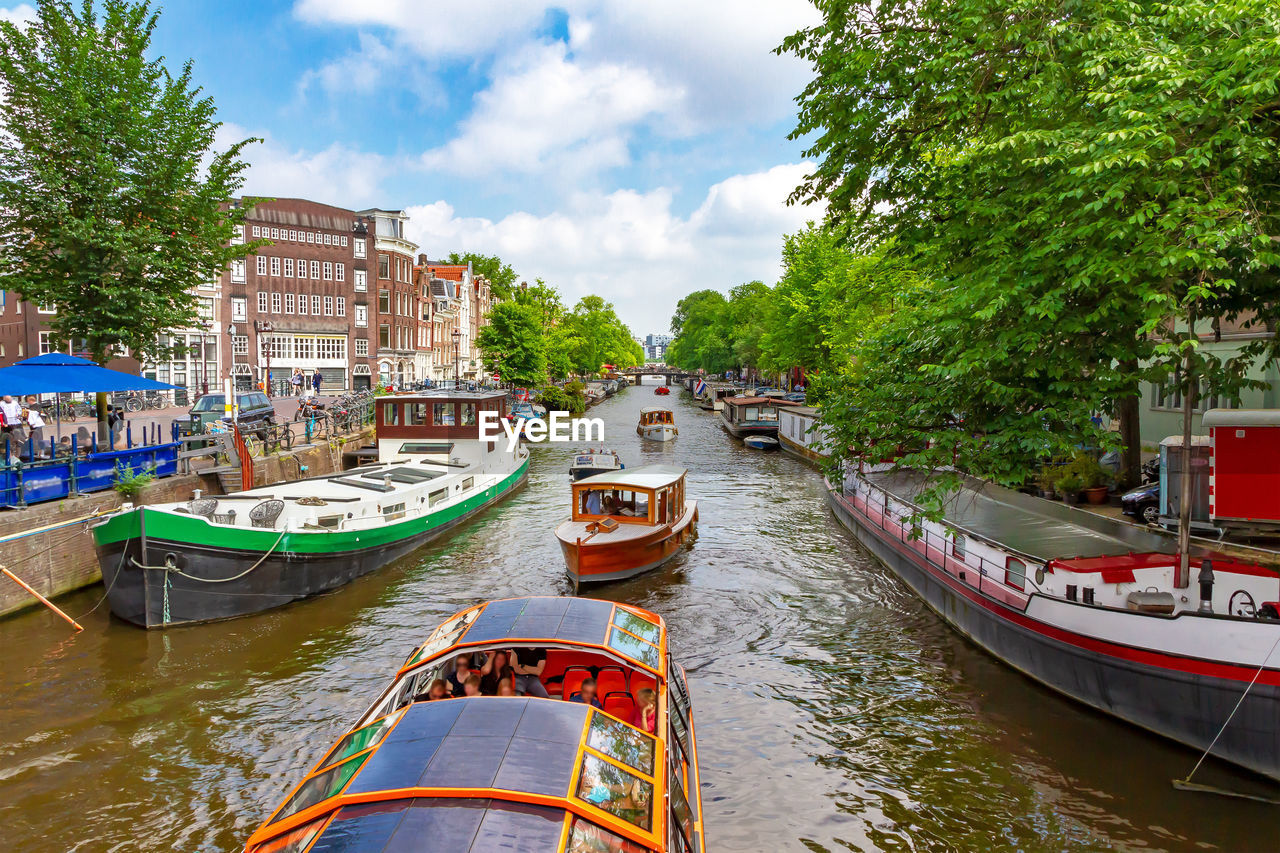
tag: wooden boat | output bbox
[91,390,529,628]
[828,464,1280,782]
[637,407,678,442]
[719,396,799,439]
[556,465,697,585]
[571,449,625,481]
[743,436,779,451]
[242,596,706,853]
[653,386,671,396]
[777,405,831,465]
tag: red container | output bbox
[1205,409,1280,532]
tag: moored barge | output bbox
[242,596,706,853]
[91,390,528,628]
[719,396,798,439]
[828,464,1280,781]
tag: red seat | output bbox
[595,666,629,697]
[631,673,656,695]
[560,667,590,702]
[603,691,636,721]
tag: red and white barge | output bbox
[827,464,1280,781]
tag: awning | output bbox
[0,353,179,396]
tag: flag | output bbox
[694,379,707,397]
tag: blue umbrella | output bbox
[0,353,178,395]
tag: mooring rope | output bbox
[129,528,288,584]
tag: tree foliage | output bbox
[444,251,518,300]
[665,289,734,373]
[0,0,257,364]
[782,0,1280,504]
[475,300,546,387]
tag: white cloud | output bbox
[420,42,675,179]
[293,0,548,58]
[403,163,820,334]
[214,123,388,210]
[0,4,35,26]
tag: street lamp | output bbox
[255,320,274,397]
[201,320,213,397]
[451,329,461,390]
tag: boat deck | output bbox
[865,469,1174,561]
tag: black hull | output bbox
[97,469,527,629]
[826,486,1280,783]
[720,420,778,439]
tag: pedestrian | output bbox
[0,395,19,435]
[23,396,45,456]
[311,368,322,397]
[290,367,304,396]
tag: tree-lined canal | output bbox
[0,383,1269,852]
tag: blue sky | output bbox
[1,1,823,336]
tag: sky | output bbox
[0,1,824,338]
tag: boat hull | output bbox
[638,424,677,442]
[825,484,1280,782]
[93,460,528,629]
[720,418,778,438]
[557,504,697,585]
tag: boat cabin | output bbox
[639,408,675,428]
[720,396,799,437]
[374,389,508,464]
[243,597,704,853]
[572,465,687,527]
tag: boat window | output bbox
[250,815,328,853]
[1006,556,1027,590]
[462,476,474,490]
[608,626,660,669]
[383,502,406,521]
[460,403,476,426]
[587,710,656,776]
[668,698,691,765]
[401,441,453,455]
[952,533,966,560]
[429,489,447,507]
[271,751,370,824]
[612,609,661,645]
[315,515,342,529]
[564,816,647,853]
[575,753,653,831]
[668,764,694,850]
[432,403,454,426]
[406,403,427,425]
[656,489,668,524]
[668,658,691,714]
[744,406,759,420]
[319,708,405,771]
[382,403,400,426]
[408,608,480,665]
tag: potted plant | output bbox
[1057,473,1084,505]
[1036,464,1059,500]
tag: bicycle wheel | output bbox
[124,396,143,413]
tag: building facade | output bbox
[644,333,672,363]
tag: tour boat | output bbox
[653,386,671,396]
[242,596,706,853]
[555,466,697,586]
[571,449,625,482]
[719,396,799,439]
[743,436,779,451]
[637,408,678,442]
[828,463,1280,782]
[91,390,529,629]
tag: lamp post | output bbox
[255,320,274,397]
[201,320,212,397]
[452,329,461,390]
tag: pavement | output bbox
[39,394,343,442]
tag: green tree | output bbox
[666,289,733,373]
[475,300,546,387]
[444,252,518,300]
[563,295,641,375]
[0,0,257,366]
[783,0,1280,504]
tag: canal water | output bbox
[0,382,1272,852]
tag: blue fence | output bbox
[0,422,182,507]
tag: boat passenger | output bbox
[632,688,657,733]
[496,680,516,697]
[422,678,448,701]
[446,653,476,697]
[511,647,549,698]
[569,677,602,708]
[462,675,482,698]
[584,489,602,514]
[601,495,619,515]
[479,650,515,695]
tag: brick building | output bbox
[360,208,422,389]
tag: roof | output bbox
[723,396,799,407]
[1159,434,1211,447]
[781,405,820,417]
[1203,408,1280,428]
[422,264,469,282]
[389,389,506,403]
[639,406,672,414]
[576,464,687,490]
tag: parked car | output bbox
[1121,481,1160,524]
[784,392,807,403]
[184,392,276,436]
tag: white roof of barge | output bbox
[1203,408,1280,428]
[576,464,686,489]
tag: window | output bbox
[298,258,306,278]
[270,257,281,276]
[39,331,54,354]
[297,294,308,315]
[354,269,367,292]
[341,235,349,247]
[16,343,22,356]
[197,297,215,321]
[289,229,297,242]
[379,324,390,349]
[283,258,294,277]
[429,488,448,507]
[37,302,56,314]
[257,292,268,313]
[232,335,248,355]
[256,256,267,276]
[952,533,966,560]
[311,295,321,315]
[285,293,295,314]
[327,233,335,245]
[324,295,334,316]
[574,753,653,831]
[1006,556,1027,591]
[271,227,280,240]
[355,337,368,356]
[232,297,247,321]
[354,237,366,258]
[317,337,346,360]
[378,254,390,279]
[337,297,346,317]
[378,290,390,313]
[251,225,261,238]
[231,259,246,283]
[395,293,401,316]
[271,292,282,314]
[323,261,333,281]
[310,260,320,280]
[355,304,368,328]
[232,224,244,245]
[336,263,345,282]
[270,336,290,360]
[307,232,315,243]
[295,336,314,360]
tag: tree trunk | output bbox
[95,390,110,449]
[1116,364,1142,489]
[1175,301,1198,589]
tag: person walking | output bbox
[0,395,20,435]
[311,368,322,397]
[23,396,45,457]
[290,367,304,396]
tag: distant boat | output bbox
[638,407,678,442]
[556,465,698,585]
[720,396,800,439]
[654,386,671,395]
[570,449,624,481]
[743,436,779,451]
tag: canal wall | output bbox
[0,427,375,620]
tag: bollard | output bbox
[69,435,78,497]
[126,422,132,448]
